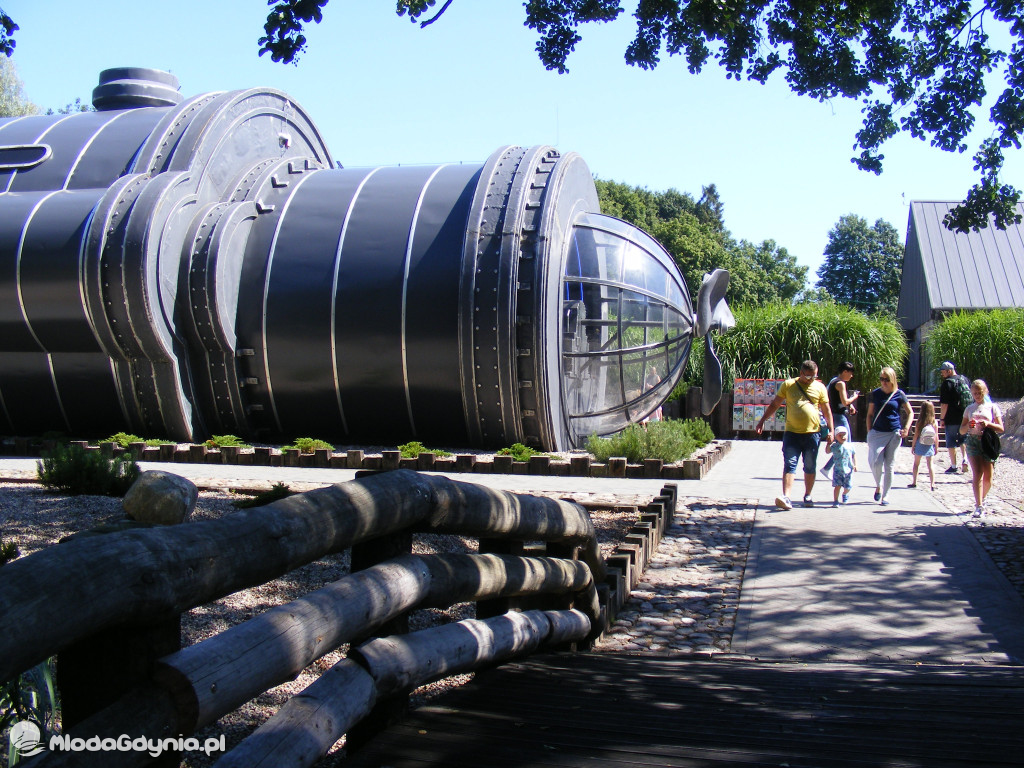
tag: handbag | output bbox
[981,427,1001,461]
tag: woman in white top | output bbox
[959,379,1004,517]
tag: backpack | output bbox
[954,374,972,411]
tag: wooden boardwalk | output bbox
[348,653,1024,767]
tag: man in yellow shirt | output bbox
[755,360,834,510]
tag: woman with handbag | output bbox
[865,367,913,506]
[960,379,1004,517]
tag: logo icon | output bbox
[9,720,45,756]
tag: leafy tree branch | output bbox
[255,0,1024,234]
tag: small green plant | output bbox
[282,437,334,454]
[497,443,548,462]
[2,658,59,765]
[145,438,176,447]
[586,418,714,464]
[1,538,19,566]
[667,381,690,402]
[101,432,144,448]
[205,434,251,449]
[232,482,295,508]
[679,417,715,446]
[37,444,140,496]
[398,441,452,458]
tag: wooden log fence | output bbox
[1,470,676,767]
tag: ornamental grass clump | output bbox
[922,309,1024,398]
[37,443,140,496]
[685,302,908,395]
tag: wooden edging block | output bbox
[606,554,633,592]
[528,455,551,475]
[640,510,662,539]
[570,455,591,476]
[623,533,649,569]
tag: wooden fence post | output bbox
[346,530,414,753]
[56,524,183,767]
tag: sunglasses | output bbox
[879,376,891,382]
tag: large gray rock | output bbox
[122,470,198,525]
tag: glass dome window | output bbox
[561,212,693,441]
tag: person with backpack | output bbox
[960,379,1004,517]
[938,361,970,474]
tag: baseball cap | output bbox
[835,425,848,437]
[939,361,955,372]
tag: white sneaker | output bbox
[973,505,986,518]
[775,496,793,510]
[819,466,831,479]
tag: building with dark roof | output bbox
[897,200,1024,391]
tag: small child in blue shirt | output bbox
[825,425,857,507]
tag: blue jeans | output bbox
[782,431,821,476]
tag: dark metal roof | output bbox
[898,200,1024,329]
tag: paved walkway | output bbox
[4,440,1023,664]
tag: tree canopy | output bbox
[248,0,1024,235]
[815,214,903,315]
[0,56,37,117]
[596,179,807,307]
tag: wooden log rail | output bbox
[0,470,602,681]
[2,470,613,767]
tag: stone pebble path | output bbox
[596,498,755,654]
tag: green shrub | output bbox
[232,482,294,508]
[145,438,176,447]
[587,419,711,464]
[667,381,690,402]
[205,434,251,449]
[37,444,140,496]
[398,441,452,458]
[101,432,144,448]
[1,538,19,567]
[680,417,715,447]
[497,443,549,462]
[283,437,334,454]
[922,309,1024,397]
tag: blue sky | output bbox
[7,0,1022,283]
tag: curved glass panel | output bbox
[561,213,693,440]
